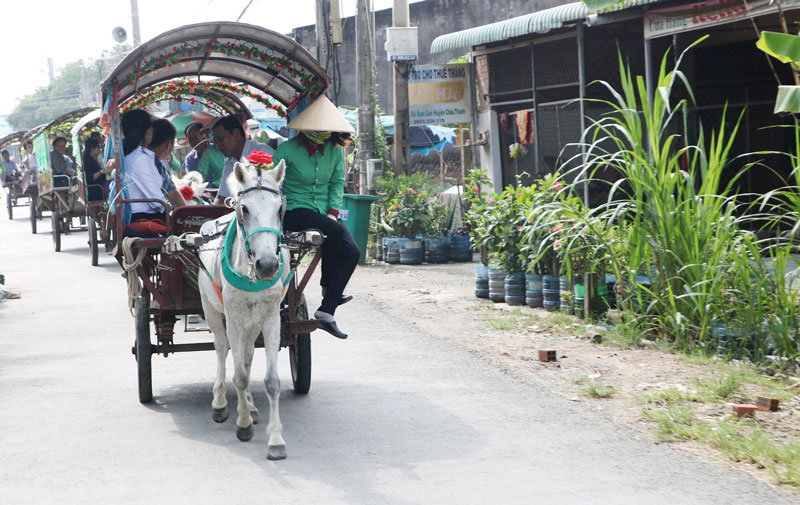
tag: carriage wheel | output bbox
[6,190,12,220]
[52,211,61,252]
[29,195,37,234]
[289,294,312,394]
[134,296,153,403]
[88,218,99,266]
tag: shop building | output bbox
[431,0,799,203]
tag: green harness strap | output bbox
[219,215,291,292]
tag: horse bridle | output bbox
[231,168,285,281]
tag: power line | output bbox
[236,0,255,22]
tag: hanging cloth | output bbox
[499,112,511,132]
[515,110,535,145]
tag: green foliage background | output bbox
[8,44,130,130]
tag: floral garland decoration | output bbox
[120,79,287,118]
[120,41,319,95]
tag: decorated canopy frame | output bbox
[0,131,28,151]
[120,79,271,119]
[101,22,329,109]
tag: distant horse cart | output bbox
[26,107,95,249]
[1,130,29,220]
[102,22,331,458]
[71,108,113,265]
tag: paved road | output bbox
[1,201,796,505]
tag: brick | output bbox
[756,397,780,412]
[538,350,557,362]
[732,404,757,418]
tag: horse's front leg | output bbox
[199,279,229,423]
[226,319,257,442]
[243,339,259,424]
[263,309,286,460]
[208,309,230,423]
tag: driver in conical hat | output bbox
[273,95,357,340]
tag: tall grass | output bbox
[552,39,800,363]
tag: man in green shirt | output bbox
[273,96,357,339]
[184,122,225,187]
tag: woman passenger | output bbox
[122,110,185,223]
[82,138,107,201]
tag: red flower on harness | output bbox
[179,185,195,201]
[247,150,273,167]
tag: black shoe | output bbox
[339,294,353,306]
[318,320,348,339]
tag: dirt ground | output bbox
[348,259,800,498]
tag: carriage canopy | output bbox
[101,22,330,109]
[0,131,28,151]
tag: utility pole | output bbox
[130,0,142,47]
[356,0,375,193]
[315,0,330,74]
[47,58,54,83]
[392,0,410,175]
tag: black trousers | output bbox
[284,207,360,315]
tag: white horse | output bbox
[197,159,289,460]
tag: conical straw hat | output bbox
[288,95,356,133]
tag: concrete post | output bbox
[356,0,375,193]
[392,0,411,175]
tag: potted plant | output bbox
[423,196,454,264]
[459,168,492,263]
[383,187,431,264]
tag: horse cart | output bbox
[28,107,95,250]
[70,108,113,266]
[101,22,331,407]
[1,130,28,219]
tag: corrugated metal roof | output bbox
[430,0,660,53]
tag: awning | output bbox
[430,0,662,53]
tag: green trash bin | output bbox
[341,193,379,264]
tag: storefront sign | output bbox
[645,0,800,39]
[408,64,472,126]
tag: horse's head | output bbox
[228,158,286,281]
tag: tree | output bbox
[8,44,130,130]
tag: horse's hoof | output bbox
[267,444,286,460]
[236,424,254,442]
[212,407,229,423]
[250,410,259,424]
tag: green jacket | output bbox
[199,146,225,188]
[274,137,345,215]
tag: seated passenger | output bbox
[148,119,187,210]
[20,140,37,187]
[272,96,358,339]
[1,150,19,186]
[82,138,107,201]
[184,121,225,188]
[50,137,76,188]
[211,115,273,204]
[122,110,186,224]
